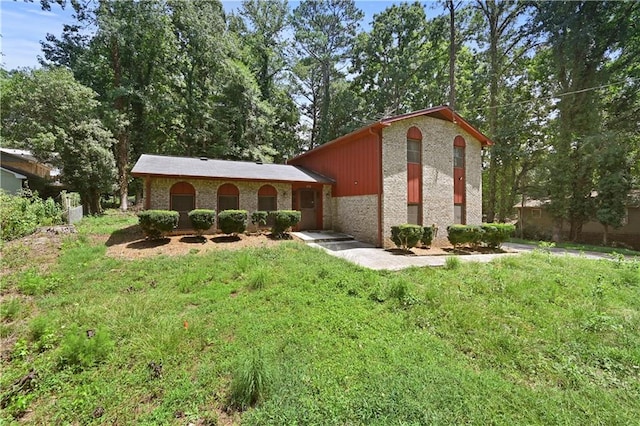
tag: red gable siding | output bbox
[289,132,380,197]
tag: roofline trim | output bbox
[131,172,335,185]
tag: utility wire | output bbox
[477,77,639,112]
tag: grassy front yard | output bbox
[1,212,639,424]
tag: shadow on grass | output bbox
[211,235,241,243]
[126,238,171,249]
[105,225,145,247]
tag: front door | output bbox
[171,194,195,229]
[298,189,317,230]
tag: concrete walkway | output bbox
[301,238,632,271]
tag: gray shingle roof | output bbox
[131,154,333,184]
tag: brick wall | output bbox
[149,178,292,231]
[332,195,379,244]
[381,116,483,247]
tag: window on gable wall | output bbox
[407,139,421,163]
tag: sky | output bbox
[0,0,443,71]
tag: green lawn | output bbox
[509,237,640,257]
[1,212,639,424]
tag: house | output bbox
[516,192,640,250]
[0,148,61,197]
[1,167,27,195]
[131,156,334,229]
[132,106,492,247]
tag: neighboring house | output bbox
[0,148,61,196]
[1,167,27,194]
[132,106,492,247]
[516,192,640,250]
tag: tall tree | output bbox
[535,0,633,240]
[1,68,116,214]
[473,0,533,222]
[352,2,437,118]
[291,0,363,147]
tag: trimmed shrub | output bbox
[188,209,216,236]
[251,211,269,227]
[481,223,515,248]
[138,210,179,239]
[391,224,423,250]
[218,210,247,235]
[421,225,436,247]
[271,210,301,237]
[447,224,483,248]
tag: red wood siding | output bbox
[454,136,465,204]
[407,126,422,140]
[407,163,421,204]
[258,184,277,196]
[170,181,195,195]
[454,168,465,204]
[289,133,380,197]
[218,183,239,196]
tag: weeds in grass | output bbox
[1,298,22,321]
[246,268,271,290]
[58,327,113,370]
[443,256,461,270]
[16,269,62,296]
[228,348,272,411]
[235,252,252,277]
[29,316,57,352]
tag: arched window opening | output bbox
[170,181,196,228]
[453,135,466,224]
[218,183,239,211]
[407,127,423,225]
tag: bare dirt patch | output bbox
[104,227,302,260]
[1,226,75,277]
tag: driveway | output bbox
[306,240,632,271]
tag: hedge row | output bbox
[391,224,437,250]
[138,209,302,238]
[447,223,515,248]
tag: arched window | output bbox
[218,183,239,211]
[170,182,196,228]
[258,184,277,211]
[453,135,466,224]
[407,127,422,225]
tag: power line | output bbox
[477,77,639,112]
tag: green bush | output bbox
[447,225,483,248]
[0,190,63,241]
[218,210,248,235]
[138,210,179,239]
[421,225,436,247]
[481,223,515,248]
[271,210,301,237]
[391,224,423,250]
[188,209,215,236]
[251,211,269,227]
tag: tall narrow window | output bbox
[453,135,466,224]
[407,126,422,225]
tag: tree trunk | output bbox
[318,61,331,145]
[602,224,609,246]
[111,36,129,211]
[485,7,500,223]
[447,0,456,111]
